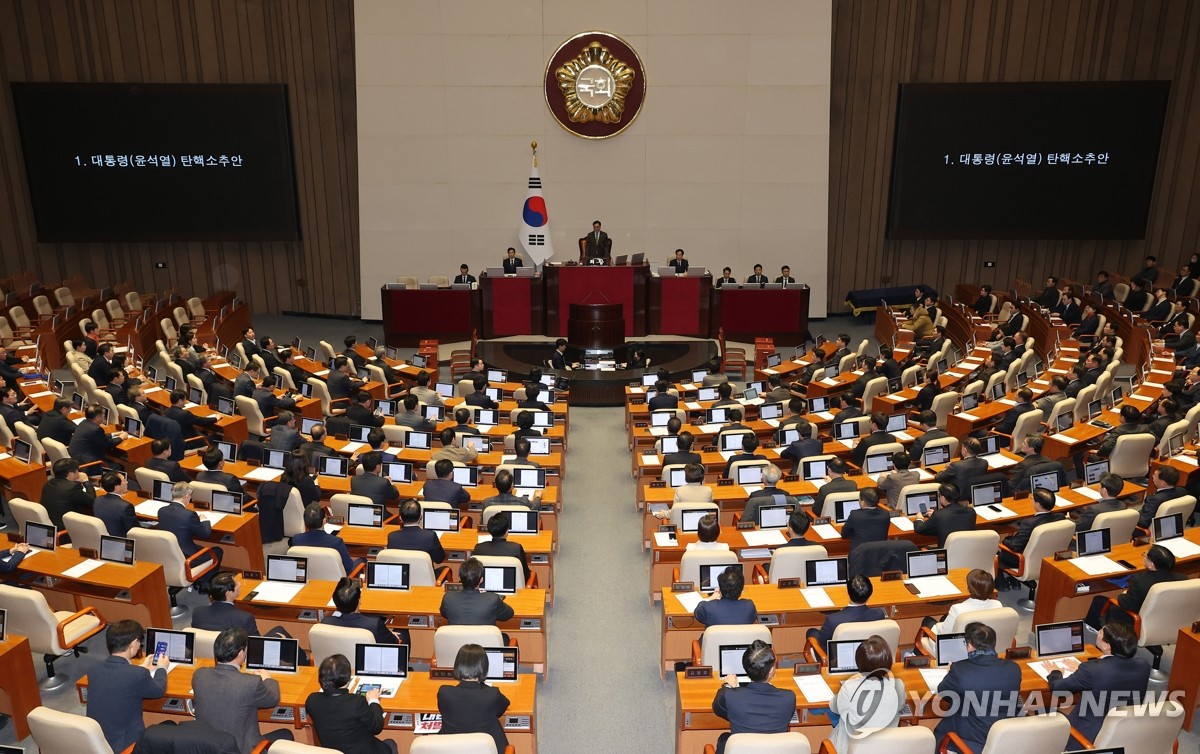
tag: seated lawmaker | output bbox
[440,557,514,625]
[473,512,531,582]
[321,577,398,644]
[1047,620,1150,741]
[291,504,359,575]
[806,574,886,650]
[711,641,795,754]
[423,458,470,505]
[386,499,446,567]
[695,565,757,626]
[668,248,689,275]
[192,572,259,635]
[722,433,766,478]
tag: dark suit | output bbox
[1096,422,1151,458]
[813,477,858,519]
[715,276,736,288]
[156,502,212,559]
[1138,486,1185,529]
[584,229,610,260]
[394,410,436,432]
[474,536,532,582]
[267,426,302,451]
[550,351,568,370]
[999,511,1065,568]
[165,405,218,439]
[328,371,364,401]
[386,525,446,564]
[669,258,690,274]
[192,662,282,754]
[40,477,96,527]
[304,690,391,754]
[694,597,757,626]
[934,456,988,493]
[1073,314,1099,340]
[746,274,769,286]
[1010,453,1049,491]
[232,373,255,399]
[662,450,702,467]
[502,257,523,274]
[779,437,822,473]
[910,428,948,463]
[190,601,259,635]
[1116,569,1188,614]
[252,386,295,417]
[712,682,797,754]
[913,503,976,548]
[94,493,139,536]
[88,356,117,386]
[743,487,798,525]
[850,430,897,467]
[439,589,514,625]
[994,402,1037,436]
[346,404,384,428]
[812,604,887,649]
[934,653,1022,753]
[1047,653,1151,740]
[648,393,679,411]
[422,478,470,505]
[351,473,400,507]
[841,506,891,550]
[134,720,240,754]
[1074,497,1125,533]
[146,456,190,483]
[291,529,357,574]
[197,469,243,494]
[69,420,119,464]
[1144,299,1172,322]
[37,410,76,445]
[464,391,497,410]
[321,611,397,644]
[86,655,168,752]
[437,681,510,752]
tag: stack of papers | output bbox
[918,667,950,689]
[699,424,723,435]
[198,512,227,525]
[763,418,780,428]
[894,431,913,442]
[741,485,763,496]
[955,412,979,421]
[793,674,834,702]
[1054,495,1074,508]
[800,587,834,608]
[811,524,841,540]
[1074,487,1103,500]
[685,402,702,410]
[916,469,936,481]
[641,454,659,465]
[819,378,840,387]
[838,439,855,448]
[249,582,305,603]
[814,411,836,421]
[988,455,1019,469]
[244,467,283,482]
[741,530,786,547]
[648,427,668,437]
[1159,537,1200,559]
[904,575,960,598]
[628,387,644,394]
[62,559,104,579]
[653,532,679,547]
[341,441,366,454]
[975,504,1017,521]
[1049,432,1077,443]
[1069,555,1126,576]
[891,516,915,532]
[675,592,704,613]
[135,500,170,518]
[996,398,1018,406]
[1028,656,1081,681]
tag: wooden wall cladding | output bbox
[828,0,1200,312]
[0,0,360,316]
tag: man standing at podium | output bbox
[502,247,523,274]
[584,220,611,263]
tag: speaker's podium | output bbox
[568,303,624,349]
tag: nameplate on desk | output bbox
[702,446,718,453]
[327,516,345,526]
[1193,620,1200,633]
[1006,646,1032,660]
[444,582,464,592]
[7,534,23,544]
[903,655,930,669]
[429,668,455,680]
[78,547,98,560]
[242,570,262,581]
[1133,536,1150,547]
[814,517,831,526]
[792,662,820,676]
[717,479,734,486]
[192,500,210,511]
[649,481,666,488]
[1054,550,1074,561]
[777,578,801,589]
[784,475,799,483]
[686,666,713,679]
[880,570,903,582]
[672,581,695,593]
[736,520,756,531]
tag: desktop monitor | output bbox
[484,387,500,402]
[668,467,687,487]
[187,386,205,405]
[215,440,238,463]
[410,354,429,369]
[979,435,1005,455]
[801,458,828,481]
[1030,470,1061,493]
[863,453,893,475]
[347,503,385,528]
[756,504,793,529]
[766,353,783,368]
[481,565,519,594]
[742,387,759,402]
[366,562,409,590]
[804,557,849,587]
[245,636,299,673]
[382,462,413,483]
[264,449,288,470]
[1056,412,1074,432]
[145,628,195,665]
[936,633,969,666]
[906,548,948,578]
[462,435,490,453]
[1035,620,1085,658]
[776,428,799,446]
[422,508,460,532]
[651,411,672,427]
[24,521,56,551]
[146,364,159,383]
[759,402,783,420]
[406,431,432,450]
[641,374,658,387]
[265,554,308,583]
[692,369,709,383]
[164,376,178,393]
[1077,527,1112,557]
[152,479,174,503]
[531,411,553,428]
[99,534,136,565]
[513,467,546,490]
[1083,459,1109,485]
[299,381,314,398]
[680,509,710,533]
[483,646,519,682]
[319,456,349,477]
[229,353,243,370]
[698,563,744,593]
[990,382,1005,400]
[211,491,244,515]
[970,481,1004,507]
[349,424,372,443]
[736,464,765,486]
[1152,513,1184,542]
[922,445,951,466]
[833,497,862,524]
[435,382,455,398]
[1165,433,1185,458]
[451,466,479,487]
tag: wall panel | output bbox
[0,0,359,316]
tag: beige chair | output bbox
[270,742,343,754]
[62,511,107,552]
[328,493,375,520]
[1044,398,1076,433]
[1089,508,1139,545]
[27,706,115,754]
[308,623,374,666]
[676,550,740,591]
[105,299,126,325]
[41,436,70,464]
[184,626,221,661]
[945,530,1000,574]
[1081,699,1184,754]
[411,733,505,754]
[942,711,1070,754]
[917,607,1019,657]
[841,726,933,754]
[427,276,451,288]
[1107,434,1156,479]
[806,619,901,664]
[8,305,33,330]
[134,466,172,492]
[288,545,352,581]
[1071,385,1099,423]
[1151,494,1196,527]
[188,480,227,505]
[433,625,504,668]
[377,548,446,587]
[307,378,346,417]
[9,497,54,535]
[999,519,1077,610]
[318,340,338,362]
[1124,579,1200,680]
[664,501,719,529]
[127,528,217,617]
[472,554,534,590]
[480,504,536,528]
[32,294,54,319]
[717,733,811,753]
[818,490,860,520]
[13,421,46,466]
[381,424,410,446]
[1155,419,1190,457]
[187,373,209,405]
[186,296,207,322]
[234,395,270,440]
[929,392,960,430]
[395,276,419,289]
[281,487,305,538]
[273,366,297,391]
[860,376,889,413]
[0,585,104,691]
[124,290,144,312]
[753,544,828,585]
[691,624,773,669]
[455,378,476,398]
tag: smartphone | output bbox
[918,503,928,515]
[357,683,381,695]
[153,641,168,663]
[1116,559,1136,570]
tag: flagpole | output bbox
[531,141,539,273]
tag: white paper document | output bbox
[955,412,979,421]
[1159,537,1200,559]
[893,431,913,442]
[918,668,950,690]
[819,378,840,386]
[628,387,644,394]
[250,582,305,603]
[1074,487,1103,500]
[642,454,659,465]
[904,575,960,598]
[1049,432,1077,443]
[815,411,835,420]
[699,424,723,435]
[917,469,936,481]
[1069,555,1126,576]
[197,512,227,526]
[62,559,105,579]
[794,674,835,703]
[800,587,835,608]
[975,504,1017,521]
[685,402,702,410]
[718,450,737,461]
[649,427,668,437]
[764,418,780,428]
[1028,656,1081,681]
[996,398,1018,406]
[987,455,1019,469]
[1054,495,1074,508]
[653,532,680,548]
[135,500,170,518]
[340,442,366,454]
[244,467,284,482]
[741,530,786,547]
[811,524,841,540]
[675,592,704,613]
[891,516,915,532]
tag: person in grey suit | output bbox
[394,394,436,432]
[711,640,796,754]
[1047,620,1151,741]
[934,622,1022,753]
[266,410,302,451]
[742,464,798,525]
[806,575,887,649]
[350,451,400,508]
[440,557,515,625]
[93,470,139,537]
[876,451,920,508]
[695,565,758,626]
[192,628,292,754]
[1073,472,1127,533]
[191,572,259,635]
[86,620,169,752]
[409,370,444,407]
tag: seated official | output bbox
[998,489,1064,572]
[722,433,766,479]
[192,628,293,754]
[409,369,444,407]
[423,458,471,505]
[386,499,447,565]
[502,246,523,274]
[437,644,511,753]
[0,542,31,573]
[517,382,550,411]
[362,427,399,464]
[779,421,822,475]
[266,410,302,451]
[511,410,542,442]
[93,471,138,537]
[712,381,739,409]
[850,411,897,467]
[1138,465,1185,529]
[933,622,1021,754]
[840,488,891,550]
[715,267,736,288]
[913,482,976,548]
[742,464,797,524]
[745,264,768,286]
[145,438,190,483]
[483,469,541,510]
[673,463,714,503]
[432,426,479,464]
[473,511,532,582]
[1047,620,1151,741]
[668,248,689,274]
[232,362,260,399]
[306,654,397,754]
[828,635,905,751]
[197,446,244,494]
[688,514,730,552]
[711,640,795,754]
[453,264,476,285]
[166,389,219,442]
[779,510,818,548]
[394,394,436,432]
[346,391,385,429]
[440,557,515,625]
[663,430,701,467]
[648,379,679,411]
[192,572,259,635]
[464,376,497,410]
[922,569,1001,635]
[156,481,223,586]
[42,457,96,527]
[1071,472,1126,533]
[934,437,987,492]
[249,472,292,553]
[509,437,541,469]
[813,458,857,517]
[322,577,399,644]
[806,574,886,650]
[1010,433,1055,491]
[350,451,400,508]
[86,620,169,752]
[37,397,76,445]
[292,504,359,575]
[695,565,757,626]
[69,404,126,466]
[451,406,481,436]
[1085,544,1186,629]
[877,451,919,508]
[550,338,578,371]
[252,374,296,418]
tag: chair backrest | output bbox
[287,545,346,581]
[668,501,718,529]
[978,711,1070,754]
[471,555,527,590]
[269,742,343,754]
[187,297,205,318]
[679,550,739,587]
[63,511,107,552]
[1108,433,1156,479]
[1073,385,1098,422]
[1138,580,1200,647]
[395,276,419,289]
[838,353,858,372]
[328,493,375,520]
[900,364,923,388]
[830,619,901,654]
[189,480,226,505]
[1156,494,1196,524]
[160,317,178,341]
[41,436,69,462]
[480,505,534,527]
[728,459,769,481]
[410,733,498,754]
[92,309,110,329]
[818,490,860,520]
[1091,700,1184,754]
[376,548,437,587]
[14,421,46,465]
[124,290,143,311]
[134,466,172,492]
[766,545,828,584]
[951,607,1020,650]
[929,392,959,430]
[281,487,304,537]
[698,624,773,669]
[128,528,214,588]
[186,373,209,406]
[9,305,30,328]
[33,294,53,317]
[945,529,1000,573]
[234,395,268,436]
[307,623,375,666]
[27,706,114,754]
[846,726,933,754]
[273,366,296,391]
[661,462,688,484]
[318,340,337,362]
[725,732,812,753]
[1009,410,1043,441]
[10,497,51,531]
[1090,508,1139,544]
[0,585,64,655]
[427,276,450,287]
[106,299,125,322]
[918,437,959,466]
[433,625,503,668]
[307,378,336,416]
[1012,519,1077,581]
[861,376,888,411]
[183,626,221,661]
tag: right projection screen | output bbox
[886,81,1170,240]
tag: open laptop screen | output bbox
[25,521,56,551]
[451,466,478,487]
[422,508,459,532]
[698,563,743,593]
[756,504,792,529]
[810,396,829,412]
[668,467,687,488]
[835,422,859,440]
[833,497,861,524]
[1035,620,1085,658]
[922,444,950,466]
[970,482,1003,507]
[936,633,969,666]
[527,437,551,455]
[864,454,893,475]
[722,432,746,451]
[1077,527,1111,556]
[906,548,948,578]
[263,449,288,470]
[462,435,490,453]
[736,464,764,486]
[266,555,308,583]
[355,643,409,679]
[12,439,32,465]
[483,646,518,681]
[805,557,848,587]
[152,479,174,503]
[145,627,195,665]
[245,636,299,673]
[718,643,752,680]
[319,456,349,477]
[506,510,539,535]
[760,402,784,420]
[827,639,863,674]
[706,408,728,425]
[481,565,518,594]
[513,467,546,489]
[885,414,908,433]
[366,562,409,590]
[347,503,384,528]
[904,491,936,516]
[99,534,136,564]
[960,393,980,411]
[382,462,413,483]
[1083,459,1109,485]
[801,458,827,481]
[1152,513,1184,542]
[680,508,710,533]
[349,424,372,443]
[1030,470,1060,493]
[211,491,243,515]
[406,430,432,450]
[659,435,680,454]
[214,440,238,463]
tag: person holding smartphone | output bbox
[85,619,169,752]
[305,654,396,754]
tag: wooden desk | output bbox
[128,492,267,573]
[3,545,172,627]
[381,287,481,347]
[0,455,47,502]
[0,634,41,739]
[1170,626,1200,731]
[235,581,548,675]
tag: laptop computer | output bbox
[766,353,783,368]
[1152,513,1185,543]
[435,382,455,398]
[707,408,729,425]
[474,408,497,427]
[484,646,519,683]
[641,374,658,387]
[452,466,479,487]
[214,440,238,463]
[211,491,243,515]
[680,509,710,533]
[935,632,969,666]
[422,508,459,532]
[668,467,687,487]
[423,405,445,422]
[382,461,413,483]
[462,435,490,453]
[264,449,288,470]
[659,435,680,454]
[353,643,410,696]
[742,387,760,402]
[124,416,143,438]
[319,456,349,477]
[1077,527,1111,557]
[970,481,1004,507]
[721,432,747,452]
[698,563,744,593]
[216,396,236,416]
[651,411,672,427]
[978,435,1006,455]
[506,510,539,535]
[244,636,300,673]
[736,465,765,486]
[1030,470,1061,494]
[1165,432,1185,458]
[922,444,951,466]
[833,497,861,524]
[145,627,195,670]
[349,424,372,443]
[776,428,799,446]
[756,504,793,529]
[99,534,136,565]
[406,430,432,450]
[152,479,174,503]
[299,381,314,399]
[347,503,385,528]
[827,639,864,674]
[513,467,546,490]
[805,557,848,587]
[801,458,828,481]
[1083,459,1109,485]
[719,643,755,684]
[366,561,409,590]
[481,564,519,594]
[863,453,893,475]
[24,521,56,553]
[759,402,784,420]
[960,393,981,413]
[990,382,1005,400]
[691,369,708,383]
[266,554,308,584]
[1035,620,1085,658]
[906,548,948,578]
[904,490,936,517]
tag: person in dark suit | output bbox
[667,248,689,274]
[829,393,863,430]
[583,220,611,262]
[775,265,796,284]
[914,483,976,547]
[141,439,188,484]
[473,511,531,582]
[993,388,1037,436]
[711,640,796,754]
[1132,256,1161,287]
[86,620,169,752]
[813,459,858,519]
[451,264,476,285]
[648,379,679,412]
[1009,435,1063,492]
[998,489,1065,570]
[156,482,222,583]
[806,575,888,649]
[1086,544,1189,628]
[934,437,988,493]
[93,470,138,537]
[722,433,767,479]
[440,557,515,625]
[1143,287,1173,323]
[847,356,880,408]
[1073,302,1100,340]
[191,573,259,635]
[386,499,447,566]
[266,410,302,451]
[463,376,497,410]
[517,382,550,411]
[1138,465,1185,529]
[715,267,736,288]
[328,357,366,402]
[339,335,367,370]
[68,405,125,466]
[192,628,292,754]
[908,411,946,464]
[305,654,396,754]
[238,328,261,361]
[1157,301,1189,337]
[841,488,891,550]
[743,465,799,525]
[291,504,359,575]
[105,368,131,406]
[1123,278,1150,312]
[298,423,336,463]
[346,391,384,428]
[196,447,243,494]
[1072,473,1127,533]
[695,565,757,626]
[934,622,1022,753]
[36,398,76,445]
[662,430,702,467]
[88,343,118,386]
[1047,620,1151,740]
[166,389,219,441]
[437,644,511,751]
[745,264,769,287]
[40,457,96,526]
[350,451,400,508]
[778,422,822,474]
[423,459,471,505]
[251,374,296,418]
[502,246,524,274]
[1164,318,1198,361]
[1093,405,1152,460]
[850,412,897,468]
[550,338,576,370]
[134,720,240,754]
[321,577,398,644]
[778,510,820,548]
